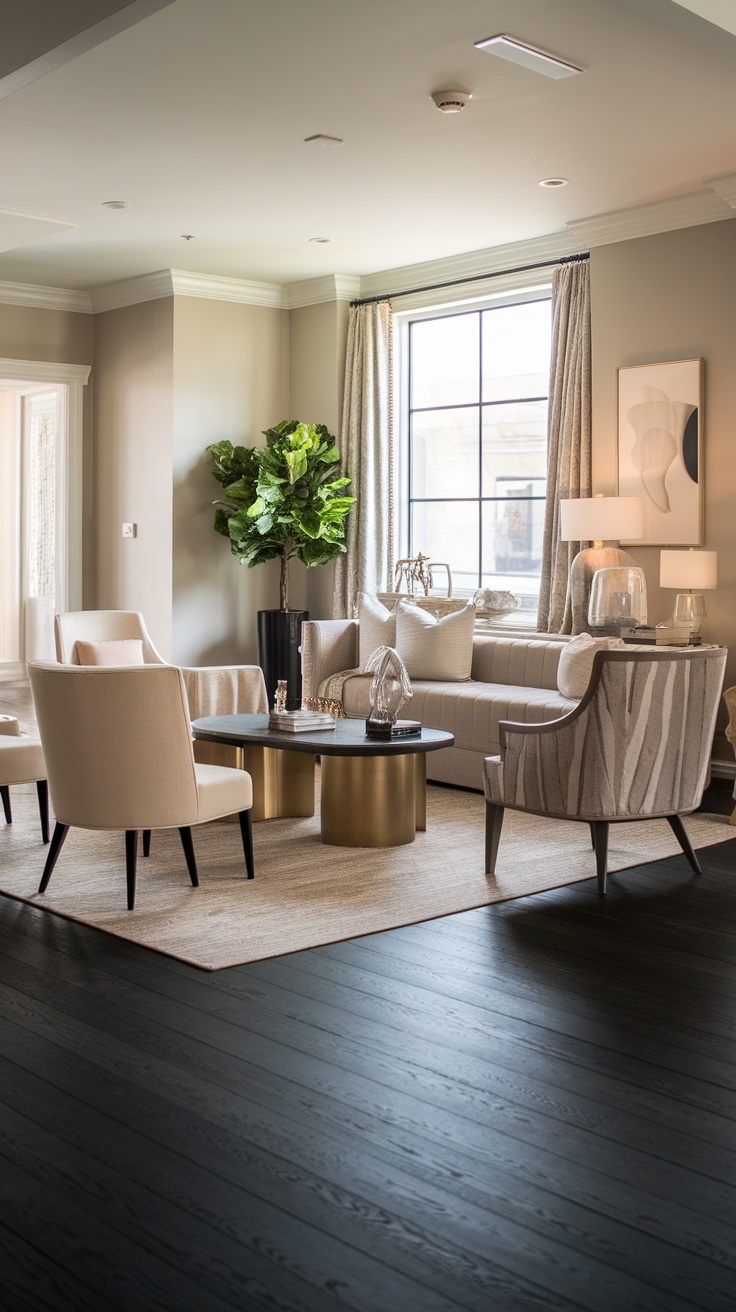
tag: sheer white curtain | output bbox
[537,259,592,634]
[333,300,394,618]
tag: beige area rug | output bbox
[0,776,732,970]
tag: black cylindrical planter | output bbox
[257,609,309,711]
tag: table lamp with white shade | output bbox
[660,549,718,636]
[559,494,644,633]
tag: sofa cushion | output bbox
[358,594,396,666]
[395,599,475,680]
[341,674,575,755]
[556,633,625,700]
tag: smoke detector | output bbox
[430,89,471,114]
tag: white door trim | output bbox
[0,358,90,614]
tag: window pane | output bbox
[482,300,550,401]
[410,501,479,594]
[411,407,479,499]
[482,497,545,605]
[481,401,547,495]
[411,313,479,408]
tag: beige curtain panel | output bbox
[333,299,394,619]
[537,259,592,634]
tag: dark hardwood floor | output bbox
[0,821,734,1312]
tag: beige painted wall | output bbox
[288,298,350,621]
[93,298,174,655]
[590,218,736,760]
[0,303,92,366]
[172,295,288,666]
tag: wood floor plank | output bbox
[0,838,735,1310]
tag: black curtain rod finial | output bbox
[350,251,589,307]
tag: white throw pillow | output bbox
[358,594,397,667]
[556,633,625,700]
[395,599,475,680]
[75,638,146,667]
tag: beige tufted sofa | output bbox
[301,620,574,790]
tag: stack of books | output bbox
[268,709,336,733]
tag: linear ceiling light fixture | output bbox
[474,34,583,79]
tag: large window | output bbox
[402,296,551,613]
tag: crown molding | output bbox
[285,274,361,309]
[90,270,174,313]
[705,171,736,208]
[358,230,586,300]
[169,269,285,307]
[0,279,92,313]
[567,188,732,246]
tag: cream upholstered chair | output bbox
[0,716,48,842]
[28,662,255,910]
[483,646,727,895]
[54,610,268,719]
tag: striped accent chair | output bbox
[483,646,727,895]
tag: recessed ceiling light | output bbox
[102,200,130,209]
[304,134,344,147]
[309,236,334,244]
[474,34,583,79]
[539,177,569,188]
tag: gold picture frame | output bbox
[617,358,704,546]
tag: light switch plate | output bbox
[122,522,137,538]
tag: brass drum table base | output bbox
[192,715,453,848]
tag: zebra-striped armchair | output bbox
[483,646,727,895]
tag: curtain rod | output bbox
[350,251,589,307]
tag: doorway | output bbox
[0,359,89,663]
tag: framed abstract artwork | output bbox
[617,358,703,545]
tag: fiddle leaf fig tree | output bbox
[208,420,355,610]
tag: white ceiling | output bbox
[0,0,734,293]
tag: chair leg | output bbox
[593,821,609,896]
[125,830,138,910]
[143,829,151,857]
[36,780,49,844]
[589,822,597,850]
[1,785,11,824]
[238,809,255,879]
[38,823,70,893]
[485,803,505,875]
[667,814,702,876]
[178,827,199,887]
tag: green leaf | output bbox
[284,448,308,484]
[246,496,266,518]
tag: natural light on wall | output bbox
[402,296,551,614]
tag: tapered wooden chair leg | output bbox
[36,780,49,844]
[178,827,199,887]
[143,830,151,857]
[485,803,505,875]
[39,822,70,893]
[667,813,702,875]
[239,809,255,879]
[1,785,11,824]
[125,830,138,910]
[593,821,609,895]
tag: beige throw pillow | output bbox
[395,599,475,680]
[358,594,397,667]
[556,633,625,700]
[76,638,146,667]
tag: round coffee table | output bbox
[192,714,453,847]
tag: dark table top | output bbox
[192,713,454,758]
